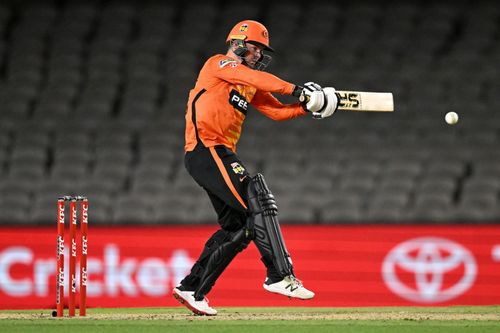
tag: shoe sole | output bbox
[263,285,315,300]
[172,290,217,316]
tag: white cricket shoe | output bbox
[172,287,217,316]
[263,275,315,300]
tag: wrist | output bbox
[292,85,303,98]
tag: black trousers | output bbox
[185,144,251,231]
[180,144,281,290]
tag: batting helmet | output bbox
[226,20,274,52]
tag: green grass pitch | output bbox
[1,306,499,333]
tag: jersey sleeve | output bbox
[211,57,296,95]
[251,90,307,121]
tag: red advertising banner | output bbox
[0,225,499,309]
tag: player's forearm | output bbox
[252,92,306,120]
[230,66,295,95]
[258,104,306,121]
[251,91,306,121]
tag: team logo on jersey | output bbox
[239,24,248,32]
[231,162,245,175]
[219,59,237,68]
[229,90,248,114]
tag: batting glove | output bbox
[294,82,325,113]
[312,87,339,119]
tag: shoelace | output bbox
[193,297,210,304]
[191,292,210,305]
[288,275,304,288]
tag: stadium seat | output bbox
[113,194,153,224]
[278,196,316,224]
[0,195,31,225]
[0,0,499,225]
[320,193,363,223]
[154,192,200,224]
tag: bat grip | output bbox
[299,94,310,103]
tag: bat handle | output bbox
[299,94,309,103]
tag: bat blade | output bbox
[336,91,394,112]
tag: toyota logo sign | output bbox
[382,237,477,303]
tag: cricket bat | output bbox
[336,91,394,112]
[300,90,394,112]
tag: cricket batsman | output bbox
[173,20,338,315]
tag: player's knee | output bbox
[218,210,247,232]
[229,227,252,252]
[204,230,227,249]
[246,173,278,216]
[236,236,251,252]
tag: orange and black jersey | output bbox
[185,54,306,152]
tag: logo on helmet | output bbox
[239,24,248,32]
[262,30,268,38]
